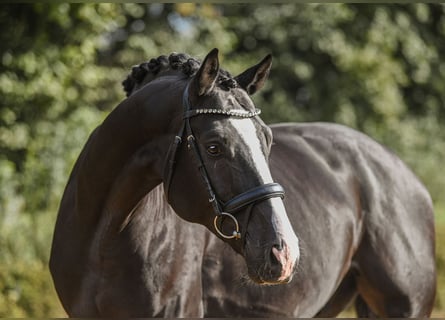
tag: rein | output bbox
[164,83,285,240]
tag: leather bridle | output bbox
[163,83,285,240]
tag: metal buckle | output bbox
[213,212,241,240]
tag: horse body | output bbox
[202,122,436,317]
[92,188,208,317]
[50,50,436,317]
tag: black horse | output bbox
[50,48,299,316]
[50,49,436,317]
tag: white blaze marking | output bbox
[230,118,300,271]
[229,118,272,183]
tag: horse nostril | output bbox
[270,249,278,265]
[270,241,285,265]
[273,240,284,251]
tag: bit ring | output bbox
[213,212,241,240]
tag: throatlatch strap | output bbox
[163,122,185,201]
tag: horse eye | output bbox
[207,144,221,156]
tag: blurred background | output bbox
[0,3,444,317]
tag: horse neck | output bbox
[74,76,185,233]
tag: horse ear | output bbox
[191,48,220,96]
[235,54,272,95]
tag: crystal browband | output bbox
[184,108,261,119]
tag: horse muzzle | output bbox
[259,244,298,284]
[242,196,300,285]
[271,242,298,283]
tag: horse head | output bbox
[126,49,300,285]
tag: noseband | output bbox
[164,83,285,240]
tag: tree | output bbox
[0,4,123,316]
[217,4,445,204]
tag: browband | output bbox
[184,108,261,119]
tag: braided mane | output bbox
[122,52,238,97]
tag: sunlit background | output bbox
[0,3,444,317]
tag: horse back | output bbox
[270,122,435,316]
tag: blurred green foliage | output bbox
[0,3,444,316]
[436,218,445,313]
